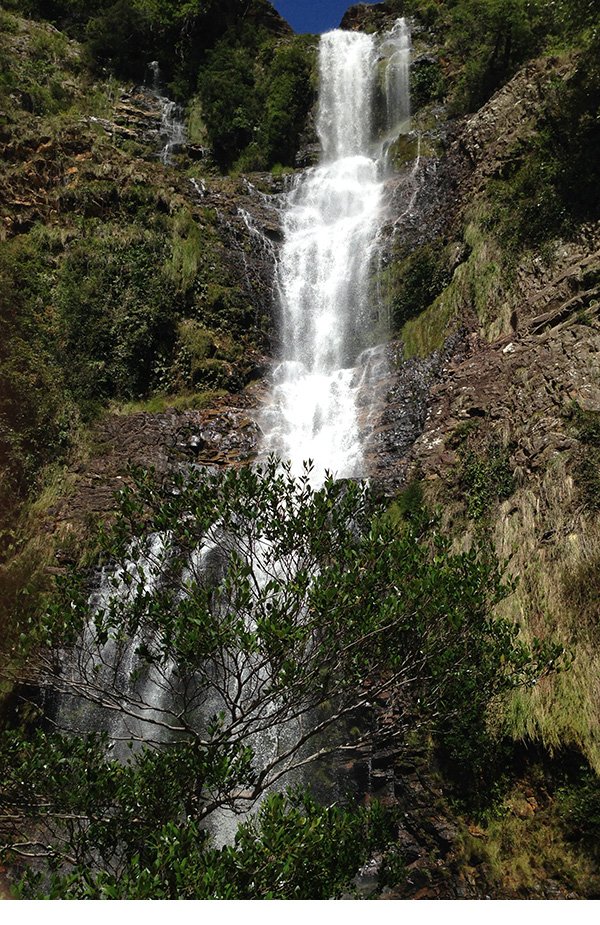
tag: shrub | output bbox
[0,234,72,526]
[389,243,451,331]
[198,29,315,171]
[0,460,561,895]
[454,429,516,521]
[566,404,600,512]
[55,228,178,410]
[257,38,316,167]
[558,770,600,861]
[410,57,445,109]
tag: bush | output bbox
[485,34,600,251]
[566,404,600,512]
[410,57,445,109]
[55,228,178,410]
[455,434,516,521]
[405,0,598,118]
[198,28,315,171]
[84,0,152,80]
[0,460,562,895]
[257,38,316,167]
[0,234,72,526]
[389,243,451,331]
[198,32,264,169]
[8,776,397,899]
[558,770,600,861]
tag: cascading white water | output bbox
[318,31,376,161]
[159,100,186,165]
[381,17,411,138]
[148,60,187,165]
[52,20,413,849]
[261,21,411,483]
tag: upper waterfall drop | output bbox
[317,30,376,161]
[261,20,411,484]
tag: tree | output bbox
[0,460,560,897]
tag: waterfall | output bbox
[261,20,411,483]
[159,100,186,165]
[148,60,187,165]
[48,18,413,848]
[381,17,411,138]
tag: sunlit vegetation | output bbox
[0,461,561,897]
[1,0,599,900]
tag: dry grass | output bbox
[112,389,227,415]
[493,459,600,771]
[457,794,600,896]
[423,448,600,772]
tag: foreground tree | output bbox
[0,460,560,897]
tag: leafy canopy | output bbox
[1,460,562,897]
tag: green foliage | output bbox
[173,320,237,391]
[558,770,600,861]
[0,10,81,119]
[0,233,73,527]
[403,0,599,117]
[169,208,202,292]
[114,389,227,415]
[484,33,600,249]
[256,38,316,168]
[457,759,600,895]
[0,460,563,895]
[410,57,445,110]
[198,30,265,169]
[573,456,600,514]
[565,403,600,513]
[6,763,395,899]
[390,479,426,524]
[9,0,308,151]
[198,30,315,171]
[447,0,541,113]
[386,242,451,332]
[454,428,516,520]
[566,404,600,448]
[83,0,151,80]
[54,226,178,413]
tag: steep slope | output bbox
[378,24,600,772]
[0,4,306,660]
[1,0,600,901]
[325,1,600,897]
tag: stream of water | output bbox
[261,20,411,482]
[149,60,187,164]
[53,18,413,846]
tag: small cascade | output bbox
[159,99,186,165]
[237,207,277,263]
[381,18,411,138]
[148,60,187,165]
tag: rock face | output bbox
[357,334,470,491]
[340,2,403,32]
[50,387,266,536]
[407,246,600,484]
[364,46,600,492]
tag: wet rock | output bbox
[361,332,470,493]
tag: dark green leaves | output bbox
[2,458,564,896]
